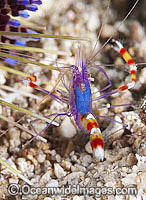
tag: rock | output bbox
[63,172,84,185]
[54,163,66,179]
[129,20,145,42]
[136,171,146,189]
[37,153,46,163]
[21,131,32,140]
[101,24,117,38]
[46,179,59,187]
[8,129,21,148]
[135,154,146,172]
[71,154,78,162]
[81,155,92,165]
[0,69,7,84]
[57,116,77,138]
[85,141,93,154]
[16,158,28,172]
[94,164,104,174]
[73,196,85,200]
[9,177,18,184]
[115,153,136,167]
[121,173,137,186]
[103,116,124,144]
[74,164,87,172]
[27,154,38,166]
[87,11,100,31]
[44,198,52,200]
[111,96,126,113]
[105,147,132,162]
[40,170,53,184]
[55,154,62,163]
[61,160,72,170]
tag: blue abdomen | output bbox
[74,82,92,115]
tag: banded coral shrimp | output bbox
[0,0,146,195]
[20,0,143,162]
[0,0,91,187]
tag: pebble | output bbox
[135,157,146,172]
[85,141,93,154]
[46,179,59,187]
[57,116,77,138]
[71,165,77,172]
[136,171,146,189]
[87,11,100,32]
[129,20,145,42]
[49,149,56,157]
[103,116,124,143]
[37,153,46,163]
[43,160,52,168]
[16,158,29,172]
[63,171,84,185]
[134,38,146,62]
[74,164,87,172]
[31,175,40,184]
[44,198,52,200]
[121,173,137,186]
[101,24,117,38]
[111,96,125,113]
[41,142,50,151]
[93,172,99,179]
[54,163,66,179]
[115,20,130,36]
[81,155,92,165]
[70,151,75,156]
[21,131,32,140]
[66,9,76,21]
[139,68,146,87]
[0,145,9,158]
[50,100,68,114]
[132,165,139,173]
[8,129,21,148]
[27,154,38,166]
[54,154,61,163]
[117,153,136,167]
[105,147,132,162]
[73,196,85,200]
[40,170,53,184]
[61,160,72,170]
[0,69,7,84]
[138,95,146,126]
[71,154,78,162]
[94,164,104,174]
[9,177,19,184]
[123,111,145,135]
[84,177,91,185]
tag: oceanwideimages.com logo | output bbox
[8,183,137,196]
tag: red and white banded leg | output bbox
[23,72,41,89]
[112,39,137,92]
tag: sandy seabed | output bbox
[0,0,146,199]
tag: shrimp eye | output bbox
[73,75,76,79]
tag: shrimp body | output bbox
[70,52,104,161]
[74,82,92,115]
